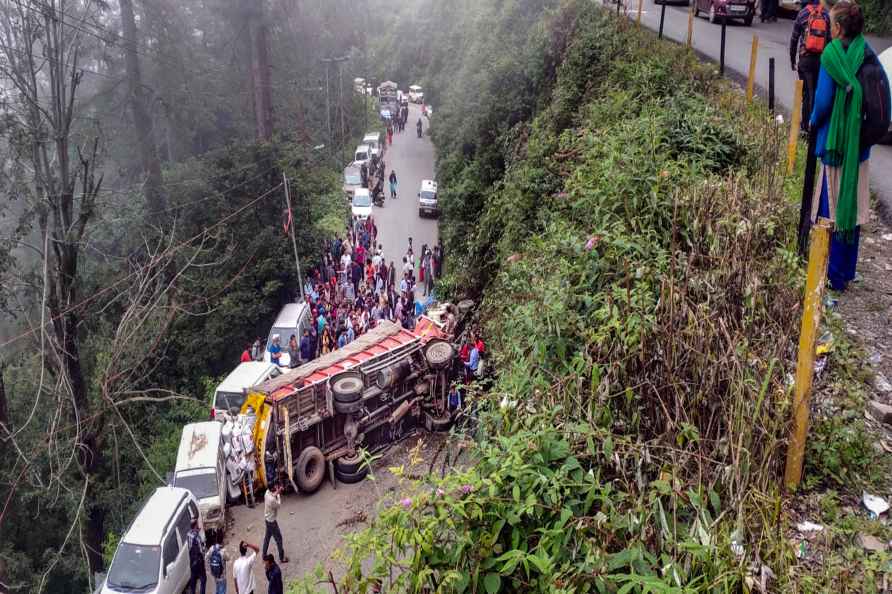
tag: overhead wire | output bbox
[0,181,285,350]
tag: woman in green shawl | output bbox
[809,1,882,291]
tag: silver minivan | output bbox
[264,302,313,368]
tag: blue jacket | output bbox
[809,43,879,163]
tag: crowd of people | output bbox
[289,215,446,363]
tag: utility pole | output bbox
[283,173,305,301]
[320,56,350,160]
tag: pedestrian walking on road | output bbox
[809,0,890,291]
[263,555,284,594]
[791,0,831,132]
[234,541,259,594]
[387,124,393,145]
[206,542,229,594]
[760,0,778,22]
[416,118,423,138]
[262,483,289,563]
[186,519,207,594]
[389,170,398,198]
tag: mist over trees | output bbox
[0,1,386,591]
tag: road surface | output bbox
[225,102,442,588]
[372,102,440,296]
[631,1,892,215]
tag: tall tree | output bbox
[247,0,274,141]
[0,0,106,576]
[118,0,167,216]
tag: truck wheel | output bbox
[335,464,369,484]
[424,339,454,369]
[334,398,362,415]
[426,411,453,433]
[295,446,326,493]
[331,371,363,403]
[335,452,367,475]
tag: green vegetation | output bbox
[860,0,892,35]
[293,1,890,591]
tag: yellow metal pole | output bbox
[687,4,694,47]
[637,0,644,27]
[746,35,759,102]
[787,80,805,175]
[784,218,832,490]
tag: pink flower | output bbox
[436,488,445,497]
[460,484,473,495]
[400,498,412,508]
[585,235,601,251]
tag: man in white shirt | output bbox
[262,483,289,563]
[340,252,352,272]
[233,541,259,594]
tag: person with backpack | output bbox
[205,542,230,594]
[186,519,207,594]
[809,0,891,291]
[791,0,832,133]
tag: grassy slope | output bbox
[292,2,890,592]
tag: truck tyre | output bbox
[334,398,362,415]
[335,452,367,475]
[425,411,453,433]
[295,446,326,493]
[424,339,454,369]
[331,371,363,403]
[335,463,369,484]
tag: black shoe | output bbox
[280,556,290,563]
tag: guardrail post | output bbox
[659,3,667,38]
[787,80,804,175]
[769,57,776,113]
[637,0,644,27]
[746,35,759,102]
[784,218,831,490]
[720,20,727,75]
[687,3,694,47]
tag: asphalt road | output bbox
[631,1,892,214]
[371,102,440,296]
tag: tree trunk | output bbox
[119,0,167,216]
[249,1,274,141]
[0,363,8,432]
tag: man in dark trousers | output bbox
[790,0,831,132]
[760,0,777,22]
[263,555,284,594]
[186,519,207,594]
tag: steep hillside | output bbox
[290,2,891,592]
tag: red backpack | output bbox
[803,5,829,54]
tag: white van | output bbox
[408,85,424,104]
[354,144,371,165]
[418,179,439,218]
[264,302,312,368]
[172,423,227,538]
[101,487,201,594]
[362,133,383,158]
[212,361,281,419]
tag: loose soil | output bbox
[222,432,448,589]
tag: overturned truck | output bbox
[242,317,457,494]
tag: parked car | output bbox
[694,0,755,25]
[352,188,373,221]
[408,84,424,104]
[343,161,363,202]
[242,317,458,493]
[362,132,384,159]
[212,361,282,419]
[354,144,371,165]
[881,47,892,145]
[263,303,313,369]
[779,0,801,12]
[171,423,228,540]
[100,487,201,594]
[418,179,439,218]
